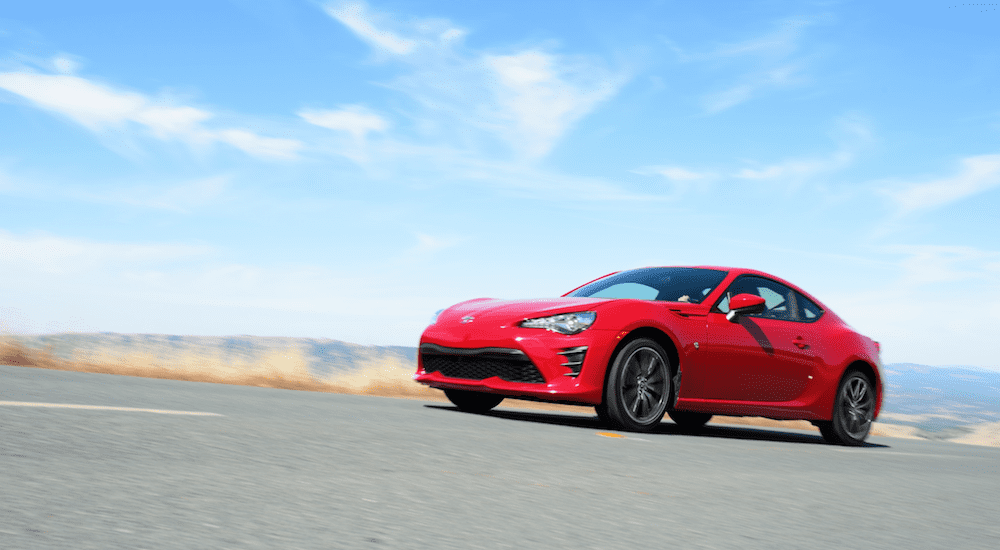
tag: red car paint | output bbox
[414,267,882,424]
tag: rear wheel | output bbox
[603,338,671,432]
[668,410,712,431]
[816,421,837,442]
[820,371,876,446]
[444,389,504,414]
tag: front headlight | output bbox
[520,312,596,335]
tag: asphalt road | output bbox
[2,364,998,550]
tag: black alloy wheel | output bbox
[444,389,505,414]
[819,370,876,446]
[603,338,671,432]
[667,410,713,431]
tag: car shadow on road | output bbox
[424,404,890,448]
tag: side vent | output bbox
[558,346,588,377]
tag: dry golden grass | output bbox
[0,337,441,398]
[950,421,1000,447]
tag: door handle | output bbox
[793,336,809,349]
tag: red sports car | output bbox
[414,267,883,445]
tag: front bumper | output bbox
[414,326,622,406]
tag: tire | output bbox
[816,421,837,442]
[820,370,876,446]
[668,410,712,431]
[444,389,504,414]
[603,338,671,432]
[594,402,611,425]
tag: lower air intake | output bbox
[420,344,545,384]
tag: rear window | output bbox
[567,267,728,304]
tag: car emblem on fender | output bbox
[461,315,475,323]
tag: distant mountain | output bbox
[6,332,418,378]
[881,363,1000,432]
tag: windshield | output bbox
[567,267,728,304]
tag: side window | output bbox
[714,276,800,322]
[795,291,824,322]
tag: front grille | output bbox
[420,344,545,384]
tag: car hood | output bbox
[438,297,610,326]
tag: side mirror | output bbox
[726,293,766,322]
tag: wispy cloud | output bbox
[0,229,356,311]
[672,17,820,113]
[321,1,625,160]
[888,244,1000,287]
[884,154,1000,213]
[733,115,872,183]
[0,68,302,160]
[635,115,872,194]
[0,72,153,128]
[702,64,803,114]
[704,19,813,60]
[640,166,716,182]
[632,165,717,197]
[214,129,301,160]
[299,105,389,140]
[96,175,232,213]
[0,166,231,213]
[405,233,467,258]
[325,1,420,55]
[733,148,850,181]
[348,141,662,202]
[482,51,620,159]
[0,230,211,275]
[51,54,82,75]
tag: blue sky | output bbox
[1,1,998,369]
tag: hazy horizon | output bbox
[5,330,1000,373]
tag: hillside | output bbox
[880,363,1000,439]
[0,333,431,398]
[5,332,417,378]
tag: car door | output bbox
[695,276,819,403]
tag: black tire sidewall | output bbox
[594,402,611,425]
[829,371,874,446]
[604,338,671,432]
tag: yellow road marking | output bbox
[596,432,625,438]
[0,401,223,416]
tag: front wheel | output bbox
[444,389,504,414]
[602,338,671,432]
[820,371,876,446]
[594,402,611,425]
